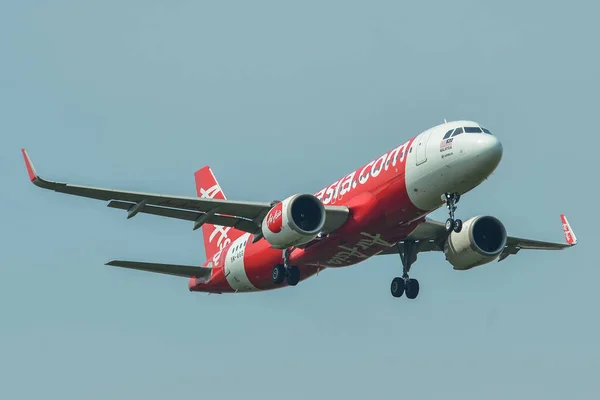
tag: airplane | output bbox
[21,120,578,299]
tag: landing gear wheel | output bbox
[271,264,285,284]
[444,192,461,232]
[391,241,421,299]
[391,277,405,298]
[453,219,463,233]
[286,266,300,286]
[405,279,420,299]
[445,218,454,232]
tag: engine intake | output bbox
[261,194,326,249]
[290,195,324,233]
[444,215,507,270]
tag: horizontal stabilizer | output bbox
[105,260,213,278]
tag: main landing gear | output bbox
[271,248,301,286]
[390,241,420,300]
[444,192,463,233]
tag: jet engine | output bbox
[261,194,326,249]
[444,216,507,270]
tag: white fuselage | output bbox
[405,120,503,212]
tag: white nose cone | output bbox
[474,134,503,174]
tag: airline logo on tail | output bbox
[199,184,222,200]
[195,166,244,266]
[266,202,283,233]
[198,181,232,262]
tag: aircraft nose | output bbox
[474,133,503,171]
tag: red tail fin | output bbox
[194,166,245,262]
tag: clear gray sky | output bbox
[1,1,598,399]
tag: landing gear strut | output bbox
[272,248,301,286]
[444,192,463,233]
[390,241,420,300]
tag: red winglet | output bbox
[560,214,577,245]
[21,148,38,182]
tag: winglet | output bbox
[21,148,38,182]
[21,149,56,190]
[560,214,577,245]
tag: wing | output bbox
[21,149,349,236]
[377,214,578,261]
[498,214,577,261]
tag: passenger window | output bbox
[452,127,463,137]
[443,129,454,139]
[464,127,482,133]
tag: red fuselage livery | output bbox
[192,136,422,293]
[22,120,578,300]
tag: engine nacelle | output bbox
[444,216,507,270]
[261,194,326,249]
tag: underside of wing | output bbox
[22,149,271,217]
[498,235,575,261]
[377,217,449,255]
[377,214,578,263]
[107,200,259,233]
[21,149,350,238]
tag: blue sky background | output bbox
[1,1,598,399]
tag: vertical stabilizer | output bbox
[194,166,245,262]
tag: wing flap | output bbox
[106,260,212,278]
[106,200,260,233]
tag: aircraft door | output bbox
[415,129,433,166]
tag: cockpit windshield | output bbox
[443,126,493,139]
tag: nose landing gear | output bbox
[444,192,463,233]
[271,248,301,286]
[390,241,420,300]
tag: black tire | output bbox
[453,219,463,233]
[287,266,300,286]
[405,279,420,299]
[445,218,454,232]
[272,264,285,284]
[390,277,405,298]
